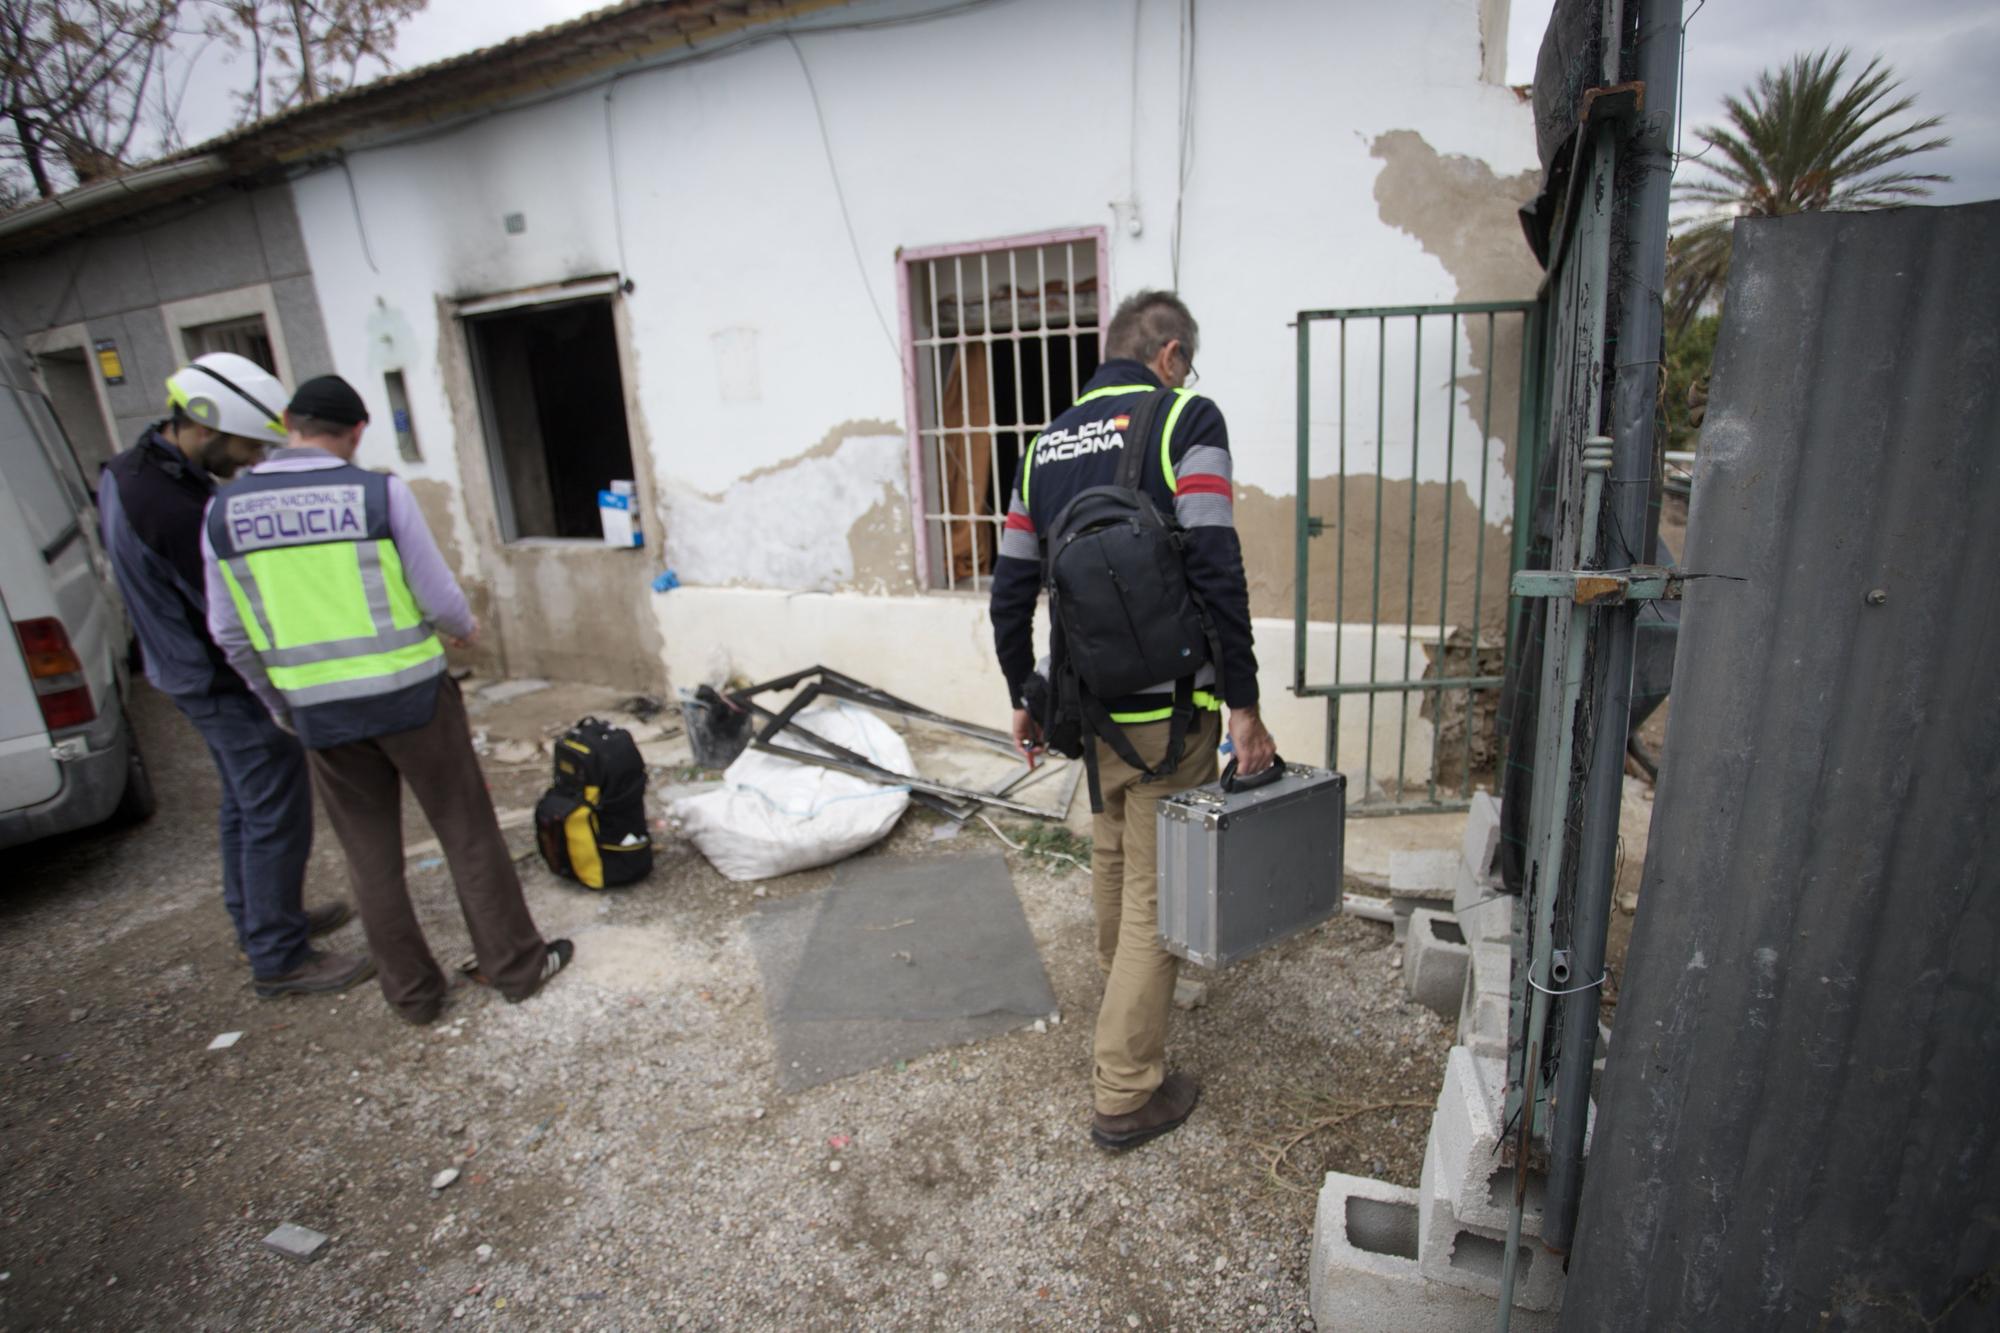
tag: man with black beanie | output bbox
[202,374,572,1025]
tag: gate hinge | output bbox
[1305,517,1326,538]
[1510,564,1683,605]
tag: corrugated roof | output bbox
[1560,200,2000,1330]
[0,0,848,255]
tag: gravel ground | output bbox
[1,682,1453,1331]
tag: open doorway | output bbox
[464,296,636,542]
[35,345,117,485]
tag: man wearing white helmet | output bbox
[97,352,372,998]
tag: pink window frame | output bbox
[896,225,1112,592]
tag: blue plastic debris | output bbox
[651,569,681,593]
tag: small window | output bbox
[902,230,1105,591]
[183,314,278,373]
[464,294,636,542]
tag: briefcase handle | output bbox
[1219,754,1287,793]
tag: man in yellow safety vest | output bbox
[202,374,571,1025]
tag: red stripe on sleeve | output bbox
[1174,474,1233,498]
[1004,511,1036,533]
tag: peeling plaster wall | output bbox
[286,0,1537,747]
[662,422,916,594]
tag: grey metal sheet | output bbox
[1561,201,2000,1330]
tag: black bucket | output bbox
[682,686,751,770]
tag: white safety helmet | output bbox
[165,352,289,443]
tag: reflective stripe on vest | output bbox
[220,535,443,707]
[1109,690,1222,725]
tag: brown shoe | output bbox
[1091,1072,1201,1151]
[254,949,376,998]
[235,902,353,963]
[305,901,353,935]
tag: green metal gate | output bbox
[1291,300,1546,814]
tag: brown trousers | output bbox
[306,677,548,1017]
[1089,709,1221,1115]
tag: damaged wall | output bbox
[284,0,1538,735]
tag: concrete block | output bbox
[1426,1118,1545,1239]
[1389,848,1459,900]
[261,1222,329,1261]
[143,194,268,303]
[1310,1171,1554,1332]
[1460,790,1502,882]
[250,185,312,278]
[1458,959,1509,1060]
[101,308,178,422]
[272,273,333,377]
[1404,908,1471,1017]
[1451,852,1512,946]
[74,232,159,321]
[1430,1048,1508,1218]
[1418,1141,1566,1312]
[1458,940,1512,1058]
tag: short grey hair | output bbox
[1104,290,1199,366]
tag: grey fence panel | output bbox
[1561,202,2000,1330]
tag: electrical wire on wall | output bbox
[603,73,634,291]
[1170,0,1198,289]
[337,152,381,275]
[785,32,902,370]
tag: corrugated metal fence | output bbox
[1561,202,2000,1329]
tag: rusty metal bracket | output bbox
[1510,565,1683,606]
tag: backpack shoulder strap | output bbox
[1114,389,1175,491]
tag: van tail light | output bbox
[14,617,97,732]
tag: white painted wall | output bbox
[288,0,1536,777]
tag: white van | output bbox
[0,347,154,849]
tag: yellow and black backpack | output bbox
[535,717,652,888]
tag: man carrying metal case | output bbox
[990,290,1275,1149]
[201,374,570,1025]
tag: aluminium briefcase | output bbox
[1156,757,1345,967]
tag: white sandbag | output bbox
[671,701,913,881]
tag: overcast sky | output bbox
[1508,0,2000,207]
[173,0,1996,210]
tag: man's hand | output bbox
[445,620,482,651]
[1227,705,1277,776]
[1012,707,1046,769]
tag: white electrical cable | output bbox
[1528,972,1608,997]
[976,812,1088,874]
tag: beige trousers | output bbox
[1089,710,1221,1115]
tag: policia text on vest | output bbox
[201,374,571,1024]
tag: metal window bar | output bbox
[1292,301,1540,815]
[902,231,1106,593]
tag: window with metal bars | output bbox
[182,314,278,374]
[899,229,1106,592]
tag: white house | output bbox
[1,0,1542,795]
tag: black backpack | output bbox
[1041,389,1221,811]
[534,717,652,888]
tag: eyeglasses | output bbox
[1180,346,1199,388]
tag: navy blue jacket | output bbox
[99,428,247,700]
[989,359,1259,713]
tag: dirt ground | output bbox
[0,681,1454,1331]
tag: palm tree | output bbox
[1666,49,1950,335]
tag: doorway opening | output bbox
[36,346,116,482]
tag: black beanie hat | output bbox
[288,375,370,426]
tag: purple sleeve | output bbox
[385,476,474,638]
